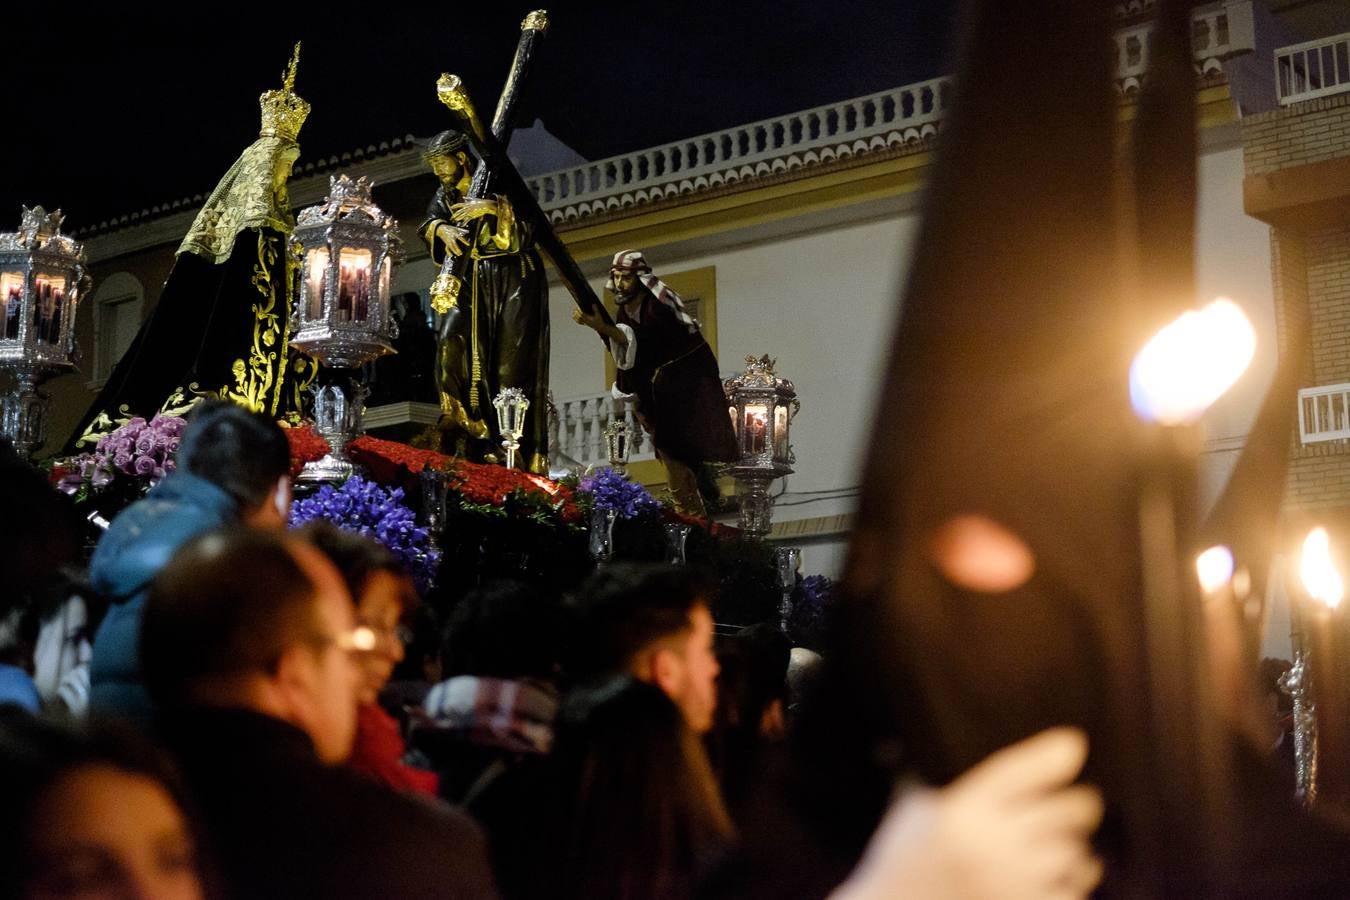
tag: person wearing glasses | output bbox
[300,521,438,796]
[140,528,496,900]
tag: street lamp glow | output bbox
[1301,527,1344,610]
[1129,298,1256,425]
[1195,544,1235,595]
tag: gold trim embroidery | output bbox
[220,232,284,413]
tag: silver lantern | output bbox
[0,207,87,457]
[724,354,799,539]
[493,387,530,471]
[288,175,399,481]
[604,419,633,475]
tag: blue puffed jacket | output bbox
[88,471,240,720]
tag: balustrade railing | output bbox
[525,5,1255,217]
[1299,383,1350,444]
[1276,32,1350,105]
[552,392,657,468]
[526,76,952,211]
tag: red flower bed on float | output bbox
[344,435,733,535]
[281,424,331,476]
[347,435,582,524]
[338,435,769,623]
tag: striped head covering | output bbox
[605,249,698,328]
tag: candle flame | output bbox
[1301,527,1343,610]
[1195,545,1235,595]
[1129,297,1256,425]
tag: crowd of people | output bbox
[1,403,1106,899]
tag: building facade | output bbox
[37,1,1350,580]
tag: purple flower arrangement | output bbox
[577,466,664,520]
[790,574,836,652]
[289,474,440,594]
[57,414,187,498]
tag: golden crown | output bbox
[259,43,310,142]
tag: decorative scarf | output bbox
[605,249,698,328]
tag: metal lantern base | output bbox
[735,474,778,539]
[299,376,365,484]
[1,368,50,458]
[296,452,357,484]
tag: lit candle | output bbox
[745,405,768,454]
[354,262,369,321]
[306,249,328,319]
[1302,526,1350,807]
[1195,545,1248,724]
[338,262,353,321]
[1130,297,1256,425]
[48,285,63,341]
[2,275,21,339]
[32,278,51,342]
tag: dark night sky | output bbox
[1,1,958,231]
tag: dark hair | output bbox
[441,580,561,681]
[0,710,210,900]
[178,401,290,510]
[708,625,791,804]
[547,676,733,899]
[0,442,80,622]
[298,520,406,609]
[140,528,321,707]
[567,564,715,679]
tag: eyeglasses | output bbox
[307,622,404,657]
[335,626,379,653]
[349,619,405,655]
[306,626,380,655]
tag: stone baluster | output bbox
[577,398,594,464]
[570,399,587,463]
[592,396,612,462]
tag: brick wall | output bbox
[1243,91,1350,176]
[1280,222,1350,507]
[1251,90,1350,509]
[1307,224,1350,384]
